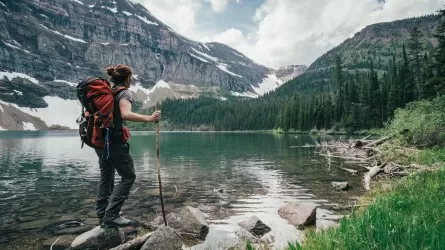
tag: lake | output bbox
[0,131,365,249]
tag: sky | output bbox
[132,0,445,68]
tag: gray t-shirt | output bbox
[113,88,132,129]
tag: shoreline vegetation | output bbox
[246,95,445,250]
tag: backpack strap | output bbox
[112,86,127,97]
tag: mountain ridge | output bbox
[0,0,306,130]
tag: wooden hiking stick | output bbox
[155,103,167,226]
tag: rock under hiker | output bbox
[95,64,161,227]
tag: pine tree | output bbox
[335,56,344,122]
[430,7,445,96]
[408,26,423,98]
[401,44,415,105]
[369,60,382,127]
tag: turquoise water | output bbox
[0,131,363,249]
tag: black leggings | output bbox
[94,143,136,218]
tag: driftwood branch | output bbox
[109,232,153,250]
[362,136,390,148]
[364,162,387,190]
[338,166,358,175]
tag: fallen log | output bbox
[364,162,387,191]
[319,154,370,162]
[109,232,153,250]
[338,167,358,175]
[362,136,391,148]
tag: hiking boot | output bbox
[101,215,132,228]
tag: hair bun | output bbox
[106,66,116,76]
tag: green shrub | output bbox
[385,95,445,148]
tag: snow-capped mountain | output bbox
[0,0,306,130]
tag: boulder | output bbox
[237,216,271,237]
[278,203,317,228]
[70,226,135,250]
[42,235,76,250]
[234,228,260,243]
[331,182,349,191]
[146,206,209,240]
[140,226,182,250]
[55,224,95,235]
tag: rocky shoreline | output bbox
[1,199,346,250]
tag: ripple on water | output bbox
[0,132,366,248]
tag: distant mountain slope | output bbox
[0,0,305,130]
[275,15,439,95]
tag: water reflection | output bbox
[0,131,364,247]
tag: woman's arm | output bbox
[119,99,161,122]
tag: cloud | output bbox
[131,0,203,38]
[204,0,240,13]
[207,0,444,68]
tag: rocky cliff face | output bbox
[274,65,307,83]
[0,0,270,91]
[0,0,305,130]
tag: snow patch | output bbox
[0,104,3,112]
[40,24,87,43]
[121,43,129,46]
[191,48,218,62]
[0,71,39,84]
[100,42,110,45]
[129,80,171,101]
[22,122,36,131]
[136,15,158,26]
[102,6,118,13]
[129,82,151,95]
[4,42,20,50]
[251,74,283,96]
[54,79,77,87]
[189,53,209,63]
[220,97,227,101]
[4,41,30,53]
[70,0,84,5]
[190,48,241,77]
[216,63,242,78]
[40,14,48,18]
[13,90,23,96]
[202,43,211,51]
[232,50,247,59]
[0,2,6,8]
[156,80,171,89]
[88,4,94,8]
[0,126,6,131]
[123,11,132,16]
[0,97,81,129]
[231,91,258,98]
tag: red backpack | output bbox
[76,77,129,158]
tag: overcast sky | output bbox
[132,0,444,68]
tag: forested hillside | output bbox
[159,11,445,132]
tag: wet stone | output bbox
[70,226,128,250]
[43,235,76,250]
[238,216,271,237]
[140,226,182,250]
[278,202,317,229]
[19,219,51,230]
[331,182,349,191]
[83,218,100,225]
[87,211,98,218]
[56,225,95,235]
[17,216,36,223]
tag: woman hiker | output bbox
[95,64,161,227]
